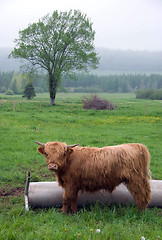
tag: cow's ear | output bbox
[67,148,74,155]
[37,146,45,155]
[66,144,78,155]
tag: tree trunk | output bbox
[50,96,55,106]
[48,71,58,106]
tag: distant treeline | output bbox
[0,71,162,94]
[61,73,162,93]
[0,71,48,94]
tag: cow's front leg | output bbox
[61,191,69,213]
[61,188,78,214]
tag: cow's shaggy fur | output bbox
[37,141,151,213]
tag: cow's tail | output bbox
[140,144,151,179]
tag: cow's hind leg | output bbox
[126,177,151,211]
[70,197,78,214]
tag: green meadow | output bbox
[0,93,162,240]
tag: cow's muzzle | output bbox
[48,163,59,171]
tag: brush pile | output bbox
[82,94,116,110]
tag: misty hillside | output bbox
[0,48,21,72]
[0,47,162,73]
[97,48,162,72]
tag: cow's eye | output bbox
[44,152,48,157]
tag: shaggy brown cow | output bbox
[36,141,151,213]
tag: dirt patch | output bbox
[0,187,24,198]
[0,171,54,200]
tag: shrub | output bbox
[135,89,162,100]
[22,82,36,99]
[150,90,162,100]
[135,89,154,99]
[0,86,6,93]
[82,94,116,110]
[5,89,14,95]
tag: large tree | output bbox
[9,10,99,105]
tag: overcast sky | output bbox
[0,0,162,51]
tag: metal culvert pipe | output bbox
[24,173,162,210]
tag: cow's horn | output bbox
[67,144,79,149]
[35,141,45,146]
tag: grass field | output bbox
[0,92,162,240]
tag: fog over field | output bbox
[0,0,162,51]
[0,47,162,74]
[0,0,162,75]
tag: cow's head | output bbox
[35,141,79,171]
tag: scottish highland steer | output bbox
[36,141,151,213]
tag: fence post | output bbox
[145,103,147,116]
[71,105,72,115]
